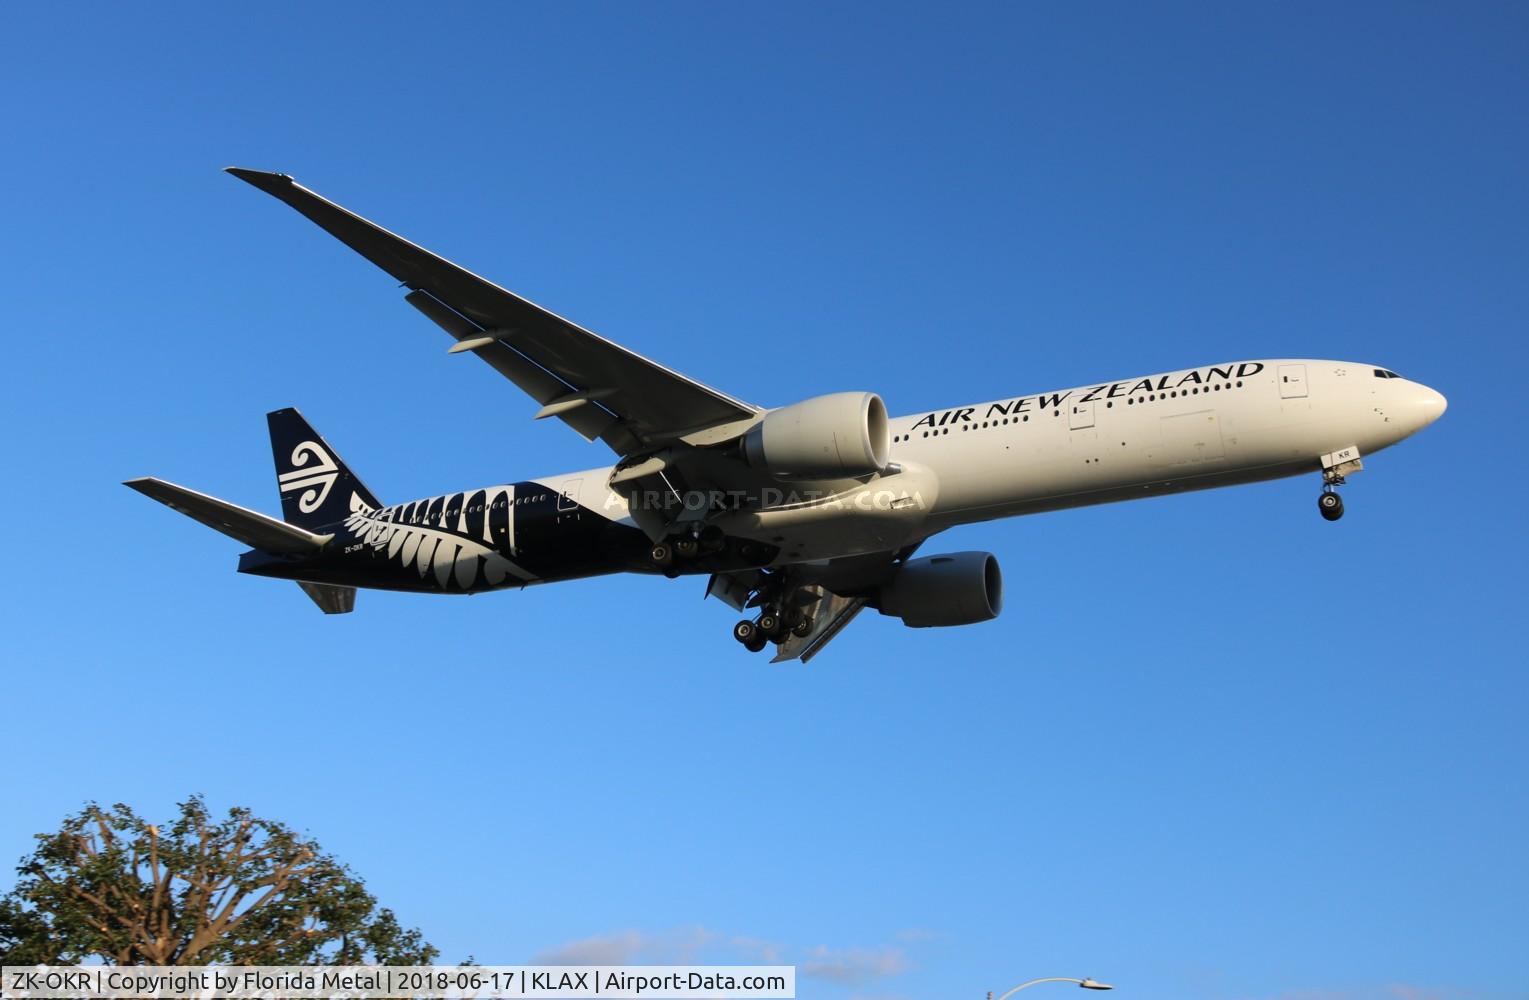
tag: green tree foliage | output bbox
[0,796,437,965]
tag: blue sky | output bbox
[2,4,1525,1000]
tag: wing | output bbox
[226,168,759,456]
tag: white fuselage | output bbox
[543,359,1447,567]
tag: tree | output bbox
[0,796,437,965]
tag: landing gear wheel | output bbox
[757,612,782,640]
[1318,491,1344,521]
[733,620,758,646]
[791,616,813,638]
[734,620,768,653]
[674,537,699,559]
[650,542,673,567]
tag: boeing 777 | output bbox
[128,169,1448,661]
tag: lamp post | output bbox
[988,978,1114,1000]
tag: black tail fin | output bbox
[267,408,382,529]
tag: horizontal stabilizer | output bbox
[297,581,355,614]
[125,477,332,555]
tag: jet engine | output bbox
[877,551,1003,628]
[743,392,890,479]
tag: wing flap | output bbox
[772,591,867,663]
[404,289,617,442]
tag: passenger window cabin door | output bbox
[1279,364,1308,399]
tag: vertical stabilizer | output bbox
[267,408,382,529]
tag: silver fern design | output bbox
[343,488,536,589]
[278,440,339,514]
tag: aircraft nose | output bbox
[1412,384,1448,428]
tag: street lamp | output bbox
[988,978,1114,1000]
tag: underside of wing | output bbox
[227,168,759,455]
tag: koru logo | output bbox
[278,440,339,513]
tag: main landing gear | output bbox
[733,619,768,653]
[650,525,730,577]
[732,607,816,653]
[731,573,816,654]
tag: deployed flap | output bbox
[227,168,759,455]
[404,289,617,443]
[125,478,331,555]
[772,591,867,664]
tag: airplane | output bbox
[127,168,1448,661]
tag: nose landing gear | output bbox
[1317,446,1363,522]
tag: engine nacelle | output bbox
[878,552,1003,628]
[743,392,890,480]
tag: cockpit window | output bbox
[1373,368,1402,379]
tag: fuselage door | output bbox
[1069,399,1095,430]
[1278,364,1308,399]
[557,480,582,522]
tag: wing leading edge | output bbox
[226,168,758,455]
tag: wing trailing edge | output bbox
[224,166,759,454]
